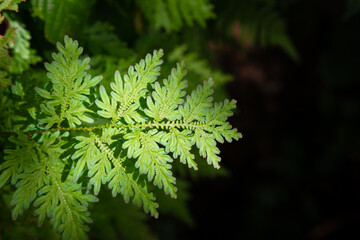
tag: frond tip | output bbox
[35,35,102,129]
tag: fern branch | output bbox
[123,129,177,197]
[97,49,163,124]
[0,131,97,239]
[35,36,102,129]
[92,131,159,218]
[0,36,241,240]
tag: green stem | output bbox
[0,120,208,136]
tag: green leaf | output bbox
[34,87,52,99]
[192,129,221,169]
[31,0,94,43]
[98,49,163,124]
[94,129,160,217]
[167,45,233,100]
[159,129,197,169]
[36,35,101,128]
[136,0,214,33]
[72,135,98,183]
[144,62,187,121]
[11,163,48,220]
[0,0,24,13]
[34,176,97,240]
[71,128,160,218]
[0,27,16,69]
[2,16,42,73]
[0,133,37,188]
[179,78,214,122]
[123,129,177,198]
[95,85,116,119]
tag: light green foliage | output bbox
[95,49,163,124]
[137,0,214,33]
[35,36,102,129]
[0,36,240,239]
[1,131,98,239]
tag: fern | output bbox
[0,36,241,239]
[34,36,102,129]
[167,45,233,100]
[136,0,215,33]
[0,22,16,84]
[1,2,40,85]
[0,0,24,22]
[31,0,93,43]
[5,14,42,73]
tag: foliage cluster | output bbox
[0,1,245,239]
[0,33,240,238]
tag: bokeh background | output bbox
[184,1,360,239]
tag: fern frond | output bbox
[144,62,187,121]
[167,45,233,100]
[0,0,24,14]
[71,128,160,218]
[34,175,97,240]
[35,36,102,129]
[1,131,98,239]
[96,49,163,124]
[136,0,214,33]
[123,129,177,198]
[10,162,48,220]
[4,15,42,73]
[179,78,214,123]
[94,130,159,218]
[0,133,37,188]
[1,36,241,239]
[158,128,197,169]
[93,49,240,192]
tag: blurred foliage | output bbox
[166,45,232,101]
[31,0,94,43]
[344,0,360,20]
[5,13,41,73]
[89,188,154,240]
[0,0,24,21]
[136,0,214,33]
[214,0,299,60]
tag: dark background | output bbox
[179,1,360,239]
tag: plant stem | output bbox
[0,120,208,136]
